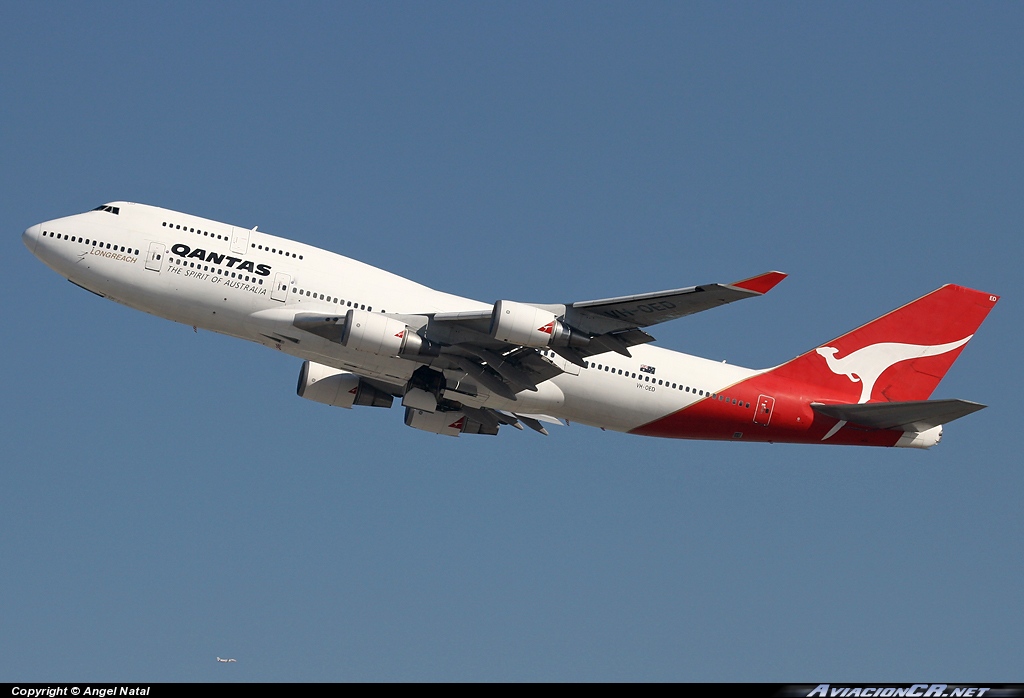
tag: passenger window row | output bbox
[253,242,303,260]
[576,355,751,409]
[162,221,226,240]
[291,287,375,312]
[42,230,138,256]
[163,221,305,260]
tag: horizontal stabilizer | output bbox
[810,399,986,432]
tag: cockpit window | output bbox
[91,204,120,215]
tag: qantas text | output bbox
[170,243,271,277]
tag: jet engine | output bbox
[296,361,394,408]
[490,300,589,348]
[342,308,425,356]
[403,407,499,436]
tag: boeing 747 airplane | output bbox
[22,202,998,447]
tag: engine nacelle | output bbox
[490,300,588,348]
[403,407,499,436]
[342,308,424,356]
[296,361,393,408]
[895,425,942,449]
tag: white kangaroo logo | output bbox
[815,336,972,440]
[816,336,972,404]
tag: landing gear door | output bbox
[754,394,775,426]
[271,272,291,302]
[230,226,250,255]
[145,242,165,272]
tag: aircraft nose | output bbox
[22,223,41,254]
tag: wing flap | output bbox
[811,399,986,432]
[456,345,542,391]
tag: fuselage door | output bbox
[230,226,250,255]
[145,242,165,272]
[545,350,580,376]
[753,394,775,426]
[271,272,291,302]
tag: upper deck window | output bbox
[91,204,120,215]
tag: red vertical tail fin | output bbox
[769,285,998,403]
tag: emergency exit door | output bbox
[145,242,165,272]
[753,394,775,426]
[271,272,291,302]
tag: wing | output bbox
[564,271,788,334]
[429,270,786,361]
[426,270,785,397]
[289,270,786,404]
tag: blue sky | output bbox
[2,1,1021,682]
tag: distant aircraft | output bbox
[23,202,998,448]
[216,657,237,663]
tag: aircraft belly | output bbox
[466,380,565,415]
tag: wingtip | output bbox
[730,271,787,295]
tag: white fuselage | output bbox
[22,202,759,434]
